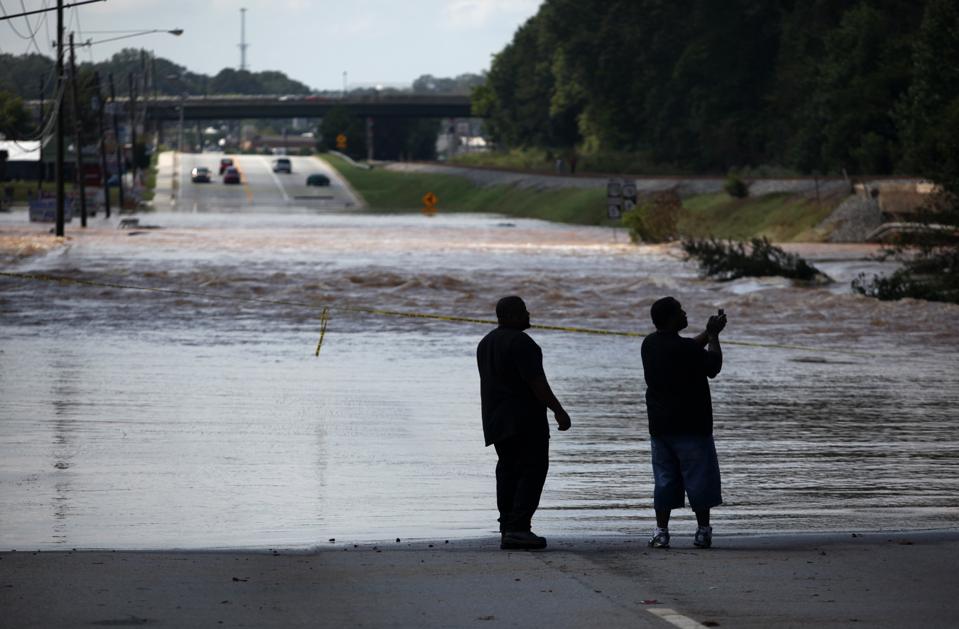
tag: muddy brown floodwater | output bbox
[1,211,957,550]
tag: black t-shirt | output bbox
[477,327,548,446]
[641,330,722,436]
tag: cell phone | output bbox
[718,308,725,316]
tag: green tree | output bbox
[472,13,580,149]
[0,90,31,138]
[319,106,366,159]
[897,0,959,190]
[855,0,959,303]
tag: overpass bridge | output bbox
[143,94,474,121]
[26,94,474,121]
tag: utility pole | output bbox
[94,72,110,218]
[37,77,44,193]
[239,8,249,71]
[109,73,125,211]
[128,73,138,190]
[366,117,374,162]
[69,32,87,227]
[55,0,65,237]
[151,54,159,148]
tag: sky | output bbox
[0,0,542,90]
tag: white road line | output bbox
[647,608,706,628]
[260,156,291,202]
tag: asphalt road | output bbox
[158,151,362,212]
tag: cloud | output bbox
[441,0,541,30]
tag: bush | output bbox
[851,193,959,303]
[682,236,831,282]
[622,191,682,243]
[723,174,749,198]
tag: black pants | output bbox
[494,435,549,533]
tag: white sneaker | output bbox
[648,528,670,549]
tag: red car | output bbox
[219,157,234,175]
[223,166,241,184]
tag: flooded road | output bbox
[1,211,958,549]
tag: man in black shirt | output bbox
[641,296,727,549]
[477,296,571,550]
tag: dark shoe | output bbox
[693,526,713,549]
[500,531,547,550]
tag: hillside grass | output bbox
[323,153,611,225]
[323,153,841,240]
[679,192,840,241]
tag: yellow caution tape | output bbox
[0,270,877,356]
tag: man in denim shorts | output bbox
[641,297,727,549]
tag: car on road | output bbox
[272,158,292,173]
[223,166,241,184]
[191,166,212,183]
[219,157,234,175]
[306,173,330,186]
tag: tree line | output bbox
[473,0,958,179]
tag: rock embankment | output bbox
[818,195,885,242]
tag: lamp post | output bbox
[78,29,183,46]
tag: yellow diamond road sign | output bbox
[336,133,347,149]
[422,192,438,207]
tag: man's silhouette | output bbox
[641,297,727,549]
[477,296,571,550]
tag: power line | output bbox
[0,0,102,21]
[0,0,34,38]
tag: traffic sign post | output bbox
[607,179,623,219]
[422,191,438,216]
[336,134,347,150]
[607,178,638,219]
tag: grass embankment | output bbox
[679,192,840,241]
[323,153,842,240]
[323,153,610,225]
[449,148,685,176]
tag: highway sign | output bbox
[607,202,622,219]
[336,133,347,150]
[607,179,623,198]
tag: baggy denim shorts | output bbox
[650,434,723,511]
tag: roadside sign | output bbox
[607,202,622,220]
[336,134,347,150]
[607,179,622,198]
[29,197,74,223]
[422,191,438,216]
